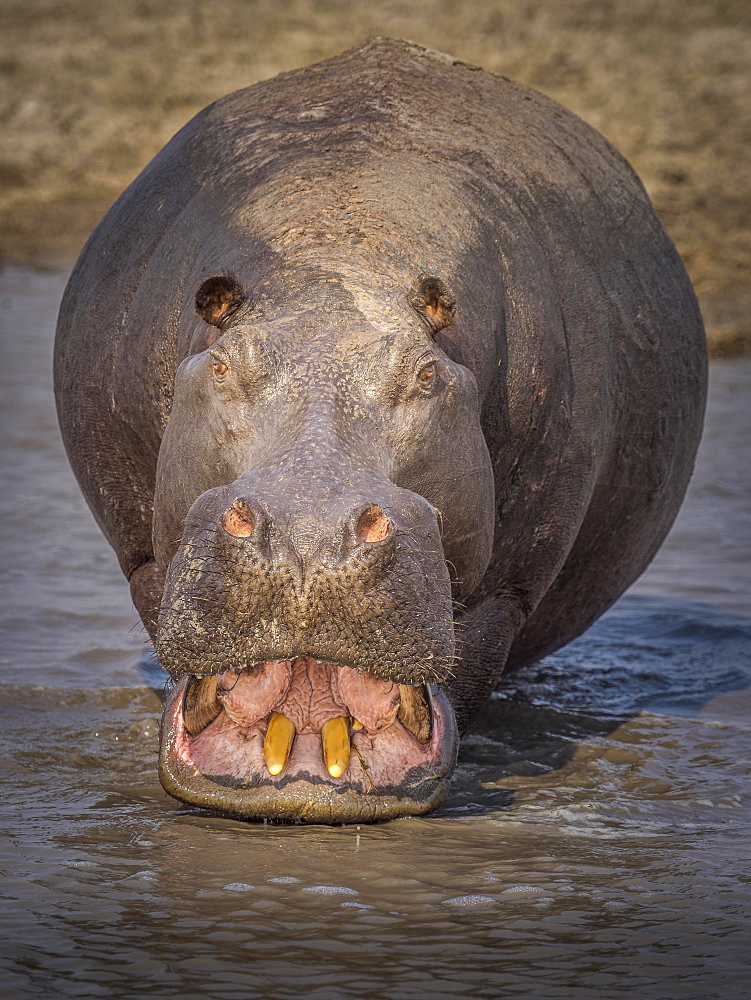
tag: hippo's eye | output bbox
[417,363,436,391]
[210,351,229,381]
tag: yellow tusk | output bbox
[321,716,351,778]
[263,711,296,776]
[183,674,222,736]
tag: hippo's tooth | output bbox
[321,716,351,778]
[263,711,296,776]
[397,685,432,744]
[351,718,364,731]
[183,675,222,735]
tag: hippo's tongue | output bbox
[180,657,433,780]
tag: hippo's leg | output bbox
[129,561,165,642]
[450,595,526,731]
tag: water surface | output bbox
[0,267,749,999]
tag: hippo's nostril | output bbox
[356,505,392,543]
[222,499,255,538]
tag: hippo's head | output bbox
[153,271,494,822]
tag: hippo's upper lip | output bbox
[158,657,458,822]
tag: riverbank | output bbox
[2,0,749,356]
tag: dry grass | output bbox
[1,0,749,354]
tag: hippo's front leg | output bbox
[450,595,527,730]
[128,561,165,641]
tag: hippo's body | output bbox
[54,38,706,822]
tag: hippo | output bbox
[54,38,706,822]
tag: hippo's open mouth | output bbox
[158,656,458,822]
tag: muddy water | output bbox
[0,266,749,999]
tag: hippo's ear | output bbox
[195,275,246,329]
[409,275,456,335]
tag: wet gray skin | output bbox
[54,39,707,821]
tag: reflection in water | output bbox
[0,268,749,999]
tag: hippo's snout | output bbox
[153,471,459,821]
[156,471,455,685]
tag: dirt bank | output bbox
[1,0,748,355]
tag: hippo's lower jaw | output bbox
[157,657,459,823]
